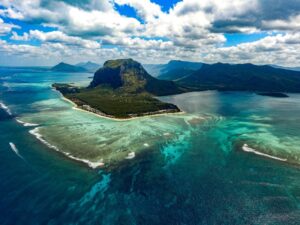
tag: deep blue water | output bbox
[1,67,300,224]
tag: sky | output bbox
[0,0,300,66]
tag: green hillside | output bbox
[53,59,182,119]
[177,63,300,92]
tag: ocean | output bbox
[1,67,300,224]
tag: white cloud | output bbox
[11,31,29,41]
[11,30,101,49]
[0,0,300,66]
[201,33,300,67]
[262,14,300,31]
[0,7,24,19]
[0,18,19,35]
[0,0,141,37]
[115,0,163,21]
[62,6,141,37]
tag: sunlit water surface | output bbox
[1,67,300,224]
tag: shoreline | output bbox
[16,88,184,169]
[54,88,185,121]
[11,89,297,170]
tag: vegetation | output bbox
[53,84,179,118]
[53,59,300,118]
[158,68,196,80]
[144,60,202,78]
[177,63,300,92]
[89,58,186,96]
[53,59,182,119]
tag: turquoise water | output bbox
[1,67,300,224]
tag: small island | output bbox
[53,59,184,119]
[257,92,289,98]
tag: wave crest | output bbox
[242,144,287,162]
[29,127,104,168]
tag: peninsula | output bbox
[53,59,185,119]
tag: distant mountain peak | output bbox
[57,62,68,66]
[167,60,184,64]
[75,61,100,72]
[51,62,87,72]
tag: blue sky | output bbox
[0,0,299,66]
[224,33,270,47]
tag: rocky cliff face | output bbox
[89,59,183,96]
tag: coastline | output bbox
[8,88,298,170]
[54,88,185,121]
[17,88,185,170]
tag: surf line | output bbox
[15,118,39,127]
[242,144,287,162]
[0,102,12,115]
[9,142,26,162]
[28,127,104,169]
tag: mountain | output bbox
[162,60,203,72]
[76,61,100,72]
[53,59,183,118]
[271,65,300,72]
[90,58,185,96]
[51,62,87,72]
[144,60,203,78]
[177,63,300,92]
[143,64,164,77]
[158,68,197,81]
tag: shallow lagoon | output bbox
[1,68,300,224]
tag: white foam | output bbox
[24,122,39,127]
[29,127,60,151]
[242,144,287,162]
[9,142,25,161]
[125,152,135,159]
[0,102,12,115]
[16,118,39,127]
[163,132,170,136]
[29,127,104,169]
[68,155,105,168]
[143,143,149,147]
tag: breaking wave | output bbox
[242,144,287,162]
[29,127,104,169]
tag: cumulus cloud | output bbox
[202,33,300,67]
[262,14,300,31]
[61,6,141,37]
[11,30,101,48]
[0,0,300,66]
[0,0,141,37]
[0,18,19,35]
[115,0,163,21]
